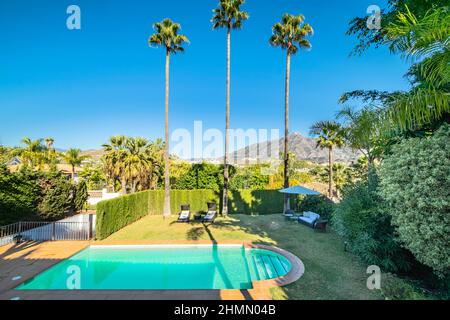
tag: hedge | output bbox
[96,191,149,240]
[95,189,293,239]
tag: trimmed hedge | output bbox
[96,191,149,240]
[147,189,218,215]
[228,190,287,215]
[95,189,293,239]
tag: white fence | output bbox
[0,214,96,246]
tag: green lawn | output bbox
[104,214,382,300]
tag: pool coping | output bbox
[1,241,304,300]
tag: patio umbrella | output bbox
[278,185,320,215]
[278,185,320,195]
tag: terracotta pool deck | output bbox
[0,240,304,300]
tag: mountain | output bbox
[226,132,360,164]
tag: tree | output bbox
[343,4,449,134]
[336,106,384,189]
[379,124,450,276]
[211,0,249,215]
[14,137,48,170]
[62,148,88,181]
[149,18,189,218]
[102,135,127,193]
[345,0,448,56]
[269,13,313,212]
[309,121,345,198]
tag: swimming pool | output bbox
[16,245,292,290]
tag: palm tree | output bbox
[62,148,89,181]
[149,18,189,218]
[383,6,449,131]
[123,137,152,193]
[102,135,127,193]
[212,0,249,216]
[336,106,382,189]
[269,13,313,212]
[309,121,345,198]
[15,137,47,170]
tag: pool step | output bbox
[253,254,288,280]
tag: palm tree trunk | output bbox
[222,26,231,216]
[283,51,291,213]
[71,165,75,182]
[163,49,171,217]
[328,147,333,199]
[121,176,127,194]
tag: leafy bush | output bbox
[74,179,88,212]
[379,124,450,276]
[332,180,411,272]
[38,174,75,220]
[297,195,334,219]
[96,191,149,239]
[0,168,91,225]
[381,273,430,300]
[0,167,40,225]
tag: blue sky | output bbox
[0,0,410,152]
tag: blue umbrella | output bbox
[278,185,321,195]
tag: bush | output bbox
[74,179,88,212]
[0,168,40,225]
[38,174,75,220]
[379,124,450,276]
[96,191,149,239]
[332,180,411,273]
[381,273,430,300]
[297,195,334,219]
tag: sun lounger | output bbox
[177,204,191,222]
[202,202,217,223]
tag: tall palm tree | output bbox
[149,18,189,218]
[269,13,313,212]
[211,0,249,216]
[62,148,88,181]
[309,121,345,198]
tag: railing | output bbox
[0,220,93,246]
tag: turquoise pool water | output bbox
[17,245,291,290]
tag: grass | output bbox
[103,214,382,300]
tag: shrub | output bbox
[96,190,149,239]
[74,179,88,212]
[381,273,430,300]
[297,195,334,219]
[379,124,450,276]
[0,168,40,225]
[38,174,75,220]
[332,180,411,273]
